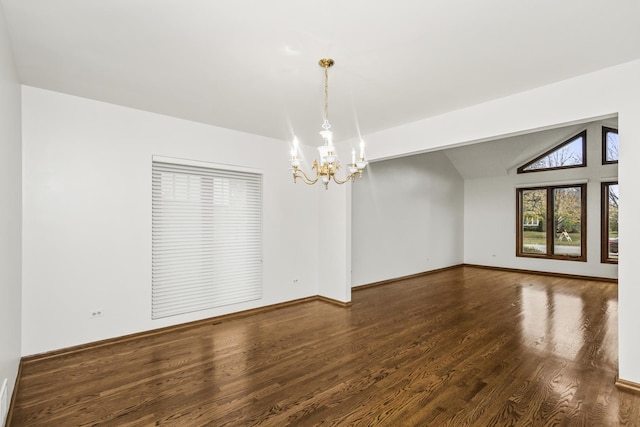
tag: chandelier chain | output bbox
[324,66,329,122]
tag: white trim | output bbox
[152,155,262,175]
[0,378,7,427]
[515,178,588,188]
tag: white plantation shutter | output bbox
[152,157,262,319]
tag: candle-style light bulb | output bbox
[291,137,299,157]
[359,140,365,159]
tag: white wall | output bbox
[363,60,640,385]
[317,184,352,302]
[0,2,22,414]
[21,87,320,355]
[352,151,464,286]
[464,120,618,279]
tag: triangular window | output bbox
[517,131,586,174]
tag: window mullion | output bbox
[547,187,554,256]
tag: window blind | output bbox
[152,159,262,319]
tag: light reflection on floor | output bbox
[520,283,616,364]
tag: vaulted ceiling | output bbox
[2,1,639,146]
[443,118,618,179]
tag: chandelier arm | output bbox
[293,167,320,185]
[332,172,356,185]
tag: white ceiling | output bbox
[2,1,639,146]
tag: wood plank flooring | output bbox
[10,266,640,426]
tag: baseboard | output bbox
[352,264,464,291]
[21,293,354,365]
[20,296,320,364]
[463,263,618,284]
[615,376,640,394]
[316,296,352,308]
[5,360,23,427]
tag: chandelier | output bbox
[289,58,368,190]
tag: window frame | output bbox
[516,183,587,261]
[517,130,587,174]
[601,181,619,264]
[602,126,619,165]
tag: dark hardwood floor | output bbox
[9,266,640,426]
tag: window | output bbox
[601,182,619,263]
[602,127,619,164]
[516,184,586,261]
[517,131,586,173]
[152,158,263,319]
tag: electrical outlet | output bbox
[292,279,299,285]
[90,310,104,319]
